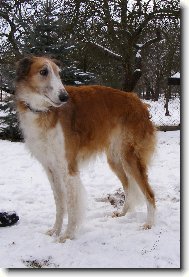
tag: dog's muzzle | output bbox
[58,90,69,103]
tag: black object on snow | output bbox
[0,211,19,227]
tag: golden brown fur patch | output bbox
[60,86,155,176]
[17,84,156,202]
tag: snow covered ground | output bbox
[143,97,180,127]
[0,130,180,268]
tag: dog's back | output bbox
[55,85,156,173]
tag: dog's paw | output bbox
[112,211,119,218]
[112,211,124,218]
[58,234,73,243]
[57,231,75,243]
[46,227,60,237]
[58,236,69,243]
[142,223,152,230]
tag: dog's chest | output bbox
[20,112,65,167]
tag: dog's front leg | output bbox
[58,174,85,243]
[45,167,65,236]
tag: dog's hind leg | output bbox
[45,167,65,236]
[58,173,86,243]
[106,150,131,217]
[122,145,156,229]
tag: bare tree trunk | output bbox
[0,74,2,102]
[123,70,142,91]
[165,87,171,116]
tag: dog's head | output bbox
[15,56,69,110]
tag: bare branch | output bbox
[102,0,117,42]
[86,42,122,61]
[142,29,162,49]
[0,11,22,59]
[132,9,180,41]
[120,0,128,28]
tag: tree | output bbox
[136,15,180,101]
[75,0,180,91]
[0,0,97,141]
[0,96,22,141]
[27,0,96,85]
[0,0,180,94]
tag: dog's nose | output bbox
[58,90,69,102]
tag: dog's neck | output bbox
[25,103,49,114]
[17,100,51,114]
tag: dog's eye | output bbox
[40,68,48,76]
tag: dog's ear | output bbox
[52,58,62,68]
[16,57,33,82]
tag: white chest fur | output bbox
[19,111,66,170]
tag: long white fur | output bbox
[19,110,86,242]
[17,61,86,242]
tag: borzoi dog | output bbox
[15,56,156,242]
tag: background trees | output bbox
[0,0,180,96]
[0,0,180,141]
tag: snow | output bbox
[74,81,83,85]
[136,52,141,58]
[136,44,144,48]
[93,42,122,59]
[0,110,6,117]
[143,97,180,126]
[171,72,180,79]
[0,130,180,268]
[64,45,75,50]
[136,48,141,58]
